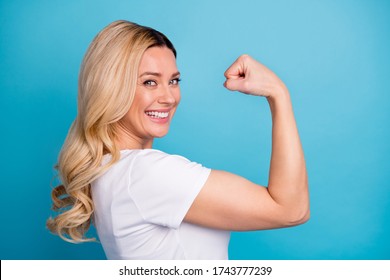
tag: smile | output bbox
[145,110,169,119]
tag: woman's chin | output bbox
[150,128,170,139]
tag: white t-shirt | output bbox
[91,149,230,259]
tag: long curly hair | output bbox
[47,20,176,243]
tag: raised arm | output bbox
[184,55,309,230]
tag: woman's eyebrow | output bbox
[139,71,161,78]
[139,71,180,78]
[171,71,181,78]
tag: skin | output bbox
[117,48,310,231]
[116,46,181,149]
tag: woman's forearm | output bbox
[266,89,309,225]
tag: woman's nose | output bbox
[158,86,177,104]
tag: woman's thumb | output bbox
[224,77,245,92]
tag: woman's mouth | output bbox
[145,110,170,123]
[145,111,169,119]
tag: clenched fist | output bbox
[223,54,288,98]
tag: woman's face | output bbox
[119,46,181,147]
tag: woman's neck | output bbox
[116,137,153,150]
[114,125,154,150]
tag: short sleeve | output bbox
[128,150,211,229]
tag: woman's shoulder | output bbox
[128,149,191,169]
[103,148,171,162]
[101,149,206,179]
[101,149,189,171]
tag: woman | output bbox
[47,20,309,259]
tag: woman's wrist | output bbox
[266,83,290,104]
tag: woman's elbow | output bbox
[289,184,310,226]
[286,207,310,227]
[295,208,310,225]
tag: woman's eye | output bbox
[170,78,181,85]
[143,80,157,86]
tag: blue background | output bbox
[1,0,389,260]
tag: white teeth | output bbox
[146,111,169,118]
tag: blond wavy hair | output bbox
[47,20,177,243]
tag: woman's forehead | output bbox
[138,47,178,75]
